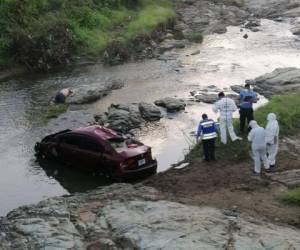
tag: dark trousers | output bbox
[240,108,254,132]
[202,138,215,161]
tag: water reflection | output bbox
[37,159,112,193]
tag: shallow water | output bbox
[1,19,300,215]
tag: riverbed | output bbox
[1,19,300,215]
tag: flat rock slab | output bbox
[267,169,300,188]
[2,184,300,250]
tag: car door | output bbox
[56,134,82,167]
[77,137,104,171]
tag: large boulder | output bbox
[138,102,162,121]
[154,97,186,112]
[2,184,300,250]
[104,104,143,133]
[248,67,300,97]
[66,80,124,105]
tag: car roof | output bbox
[73,125,122,141]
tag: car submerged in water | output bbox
[35,125,157,180]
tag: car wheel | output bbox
[102,168,123,182]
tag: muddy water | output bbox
[1,19,300,215]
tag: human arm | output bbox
[212,102,219,113]
[196,123,203,142]
[248,130,254,142]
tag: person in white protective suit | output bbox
[248,120,270,175]
[265,113,279,168]
[213,92,241,144]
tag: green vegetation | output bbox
[187,92,300,162]
[44,104,68,120]
[280,187,300,206]
[0,0,175,70]
[185,32,203,43]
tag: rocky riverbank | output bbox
[1,184,300,249]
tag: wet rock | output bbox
[158,39,187,53]
[243,33,248,39]
[250,27,260,32]
[2,184,300,250]
[211,24,227,34]
[176,0,249,36]
[95,102,163,132]
[154,98,186,112]
[291,25,300,35]
[138,103,162,121]
[244,19,261,29]
[194,92,219,103]
[248,67,300,97]
[191,50,200,55]
[104,104,143,133]
[282,6,300,17]
[66,80,125,105]
[231,85,244,94]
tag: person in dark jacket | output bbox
[196,113,218,162]
[54,88,73,104]
[239,83,258,132]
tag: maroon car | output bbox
[35,125,157,180]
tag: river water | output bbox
[1,19,300,215]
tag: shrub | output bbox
[280,188,300,206]
[185,32,203,43]
[0,0,175,70]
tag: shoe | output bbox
[265,168,271,173]
[270,164,275,168]
[233,137,243,141]
[252,171,261,176]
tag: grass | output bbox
[186,92,300,162]
[280,188,300,206]
[44,104,68,120]
[0,0,175,70]
[184,32,203,43]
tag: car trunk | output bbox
[119,145,153,171]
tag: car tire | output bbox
[102,168,123,183]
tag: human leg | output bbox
[246,109,254,132]
[202,140,210,161]
[208,138,216,160]
[267,143,278,166]
[259,148,270,170]
[253,148,261,173]
[219,119,227,144]
[227,118,239,141]
[240,108,246,132]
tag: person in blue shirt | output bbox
[196,114,218,162]
[239,83,258,132]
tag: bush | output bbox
[280,188,300,206]
[0,0,175,70]
[185,32,203,43]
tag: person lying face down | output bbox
[54,88,73,104]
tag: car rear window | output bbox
[108,138,143,152]
[108,138,127,152]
